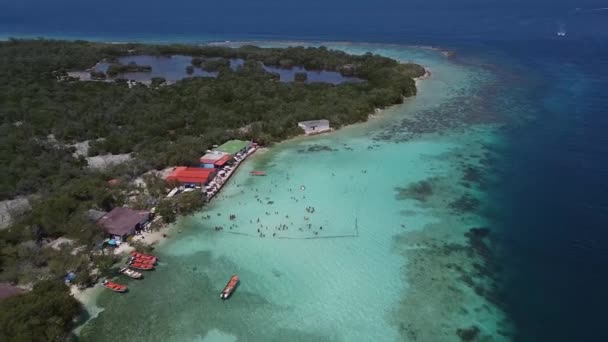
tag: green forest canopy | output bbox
[0,39,424,201]
[0,280,81,342]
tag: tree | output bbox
[176,191,204,215]
[0,280,81,342]
[191,57,203,66]
[91,254,116,275]
[294,72,308,82]
[157,199,175,223]
[150,77,166,87]
[90,70,106,80]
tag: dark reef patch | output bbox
[393,228,511,341]
[395,178,438,202]
[448,194,480,213]
[465,227,491,260]
[448,227,507,309]
[371,96,480,142]
[296,144,337,153]
[398,322,419,340]
[371,77,505,143]
[462,165,484,185]
[456,325,480,341]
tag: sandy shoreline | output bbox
[116,226,173,254]
[71,224,176,308]
[70,284,105,335]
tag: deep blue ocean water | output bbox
[2,1,607,340]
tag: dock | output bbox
[204,146,258,201]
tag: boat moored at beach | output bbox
[102,280,128,293]
[130,251,157,263]
[119,267,143,279]
[220,275,239,299]
[129,260,155,270]
[129,256,156,265]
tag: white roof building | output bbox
[298,120,331,135]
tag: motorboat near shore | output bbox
[220,275,239,300]
[102,280,128,293]
[129,256,155,265]
[119,267,143,279]
[129,260,155,271]
[250,170,266,176]
[130,251,157,264]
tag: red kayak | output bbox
[250,171,266,176]
[220,275,239,299]
[129,260,154,270]
[102,280,128,293]
[130,251,157,263]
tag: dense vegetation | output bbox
[191,57,230,71]
[0,39,423,200]
[0,38,424,339]
[294,72,308,82]
[0,280,81,342]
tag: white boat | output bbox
[119,267,143,279]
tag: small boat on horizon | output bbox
[220,275,239,300]
[119,267,143,279]
[102,280,128,293]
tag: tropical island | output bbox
[0,38,425,340]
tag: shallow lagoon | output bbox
[88,54,363,84]
[79,43,511,341]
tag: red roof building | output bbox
[200,152,233,168]
[214,154,232,167]
[166,167,216,184]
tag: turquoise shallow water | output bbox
[79,43,511,341]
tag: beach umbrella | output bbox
[65,272,77,282]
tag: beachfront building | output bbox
[213,139,253,156]
[97,207,150,242]
[200,152,233,169]
[298,119,331,135]
[166,167,216,185]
